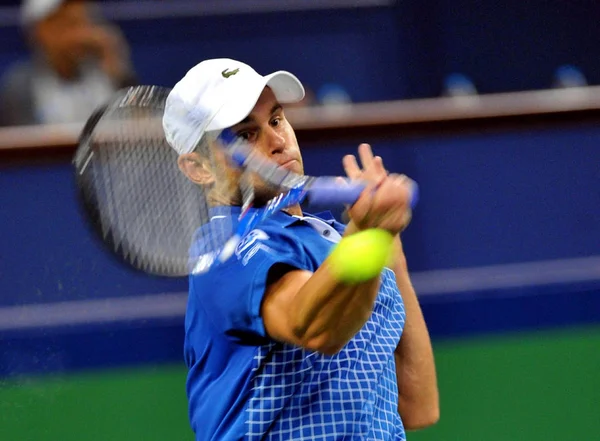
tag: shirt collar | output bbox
[209,206,300,228]
[208,206,339,228]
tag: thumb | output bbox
[335,176,349,186]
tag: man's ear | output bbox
[177,153,215,185]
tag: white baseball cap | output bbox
[162,58,305,155]
[21,0,65,25]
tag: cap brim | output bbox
[207,70,305,132]
[265,71,305,104]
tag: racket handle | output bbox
[306,180,366,205]
[306,179,419,209]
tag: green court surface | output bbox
[410,325,600,441]
[0,364,192,441]
[1,326,599,441]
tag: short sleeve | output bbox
[189,225,309,340]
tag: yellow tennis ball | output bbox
[328,228,394,283]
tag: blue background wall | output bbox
[2,126,599,304]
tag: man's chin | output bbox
[253,187,286,206]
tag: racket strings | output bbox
[87,99,215,275]
[76,85,325,276]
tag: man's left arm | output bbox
[391,236,439,430]
[340,143,439,428]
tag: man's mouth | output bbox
[279,159,298,170]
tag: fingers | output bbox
[344,143,388,184]
[371,175,413,234]
[358,143,374,169]
[359,144,387,179]
[347,180,376,228]
[343,154,361,179]
[371,156,386,181]
[343,143,374,178]
[347,174,413,235]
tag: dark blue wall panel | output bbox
[0,164,187,307]
[1,124,599,375]
[300,127,600,270]
[1,126,598,306]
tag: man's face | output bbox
[229,87,303,175]
[33,1,96,75]
[209,87,304,206]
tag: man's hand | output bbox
[343,143,413,235]
[71,25,133,83]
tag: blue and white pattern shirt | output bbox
[185,208,406,440]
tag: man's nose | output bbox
[264,127,285,155]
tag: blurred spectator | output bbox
[0,0,136,126]
[442,73,478,97]
[317,83,352,106]
[553,65,588,89]
[316,83,352,117]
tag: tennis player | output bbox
[162,58,439,440]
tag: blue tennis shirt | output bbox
[185,207,406,440]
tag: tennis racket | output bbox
[73,85,418,277]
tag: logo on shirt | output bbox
[235,229,272,265]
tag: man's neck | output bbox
[208,200,302,217]
[283,204,302,217]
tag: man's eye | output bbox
[237,131,257,142]
[271,117,281,126]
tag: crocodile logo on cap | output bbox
[221,68,240,78]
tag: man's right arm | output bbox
[261,261,381,355]
[261,173,412,355]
